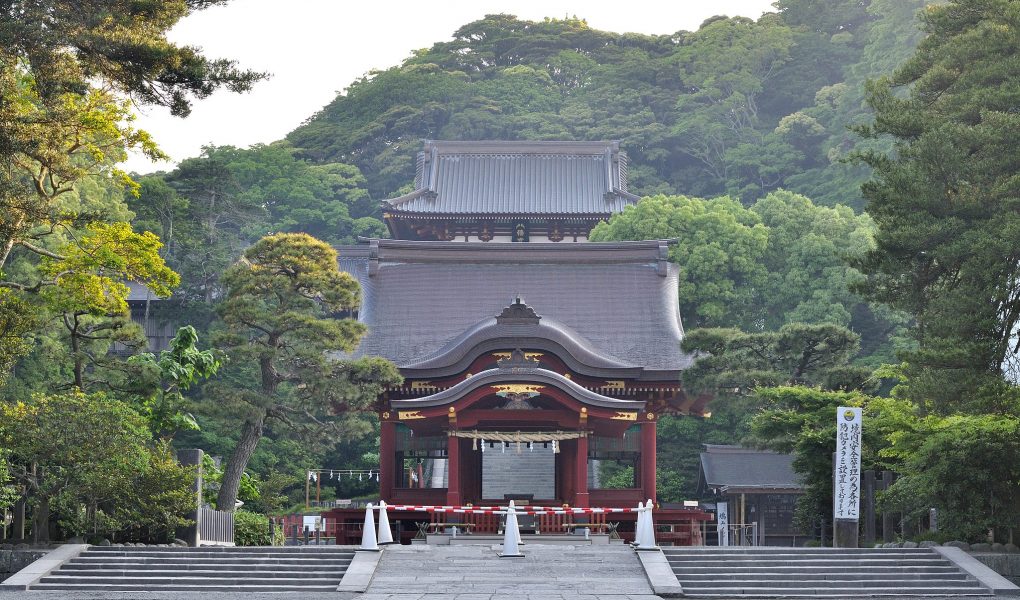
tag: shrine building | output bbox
[326,140,709,542]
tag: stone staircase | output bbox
[664,547,993,597]
[29,545,354,592]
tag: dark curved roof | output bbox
[700,445,803,492]
[402,310,640,375]
[383,140,638,216]
[390,366,647,410]
[336,239,694,376]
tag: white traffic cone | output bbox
[632,501,645,547]
[636,498,659,551]
[499,500,524,558]
[377,500,394,545]
[359,503,380,551]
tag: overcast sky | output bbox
[122,0,775,174]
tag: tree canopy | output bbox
[855,0,1020,412]
[210,233,400,510]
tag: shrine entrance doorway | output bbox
[480,440,556,501]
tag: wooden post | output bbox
[640,417,657,504]
[305,472,310,510]
[575,433,589,508]
[379,418,395,502]
[447,434,461,505]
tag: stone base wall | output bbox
[972,553,1020,585]
[1,549,48,580]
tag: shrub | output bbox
[233,509,271,546]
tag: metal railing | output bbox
[716,522,759,546]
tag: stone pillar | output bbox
[11,497,25,541]
[863,470,876,545]
[177,449,204,547]
[880,470,897,543]
[379,418,395,502]
[641,417,657,503]
[447,434,461,505]
[575,434,589,508]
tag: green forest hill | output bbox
[3,0,1020,544]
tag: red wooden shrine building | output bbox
[323,141,710,543]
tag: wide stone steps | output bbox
[29,546,355,593]
[664,547,992,597]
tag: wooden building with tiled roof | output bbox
[325,140,709,544]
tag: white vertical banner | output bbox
[834,407,863,520]
[716,501,729,546]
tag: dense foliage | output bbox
[4,0,1018,545]
[0,392,195,542]
[210,233,401,510]
[233,509,274,546]
[855,0,1020,412]
[287,4,928,208]
[0,0,263,376]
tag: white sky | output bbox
[122,0,775,174]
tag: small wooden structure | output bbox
[698,445,805,546]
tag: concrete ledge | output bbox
[636,548,683,597]
[337,547,382,592]
[935,546,1020,596]
[0,544,88,590]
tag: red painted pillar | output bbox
[447,434,461,505]
[641,416,657,503]
[575,434,590,508]
[379,418,395,502]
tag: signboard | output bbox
[834,407,862,520]
[717,501,729,547]
[303,515,325,532]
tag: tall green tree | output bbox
[854,0,1020,411]
[877,409,1020,542]
[211,233,401,510]
[0,0,263,383]
[0,392,151,542]
[671,15,794,192]
[590,194,769,329]
[0,0,264,273]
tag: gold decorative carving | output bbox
[646,412,656,420]
[611,412,638,421]
[381,412,391,419]
[491,384,545,395]
[603,380,626,390]
[491,351,544,361]
[397,410,425,420]
[409,381,433,391]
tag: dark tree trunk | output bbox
[69,313,84,391]
[32,495,50,544]
[216,416,264,511]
